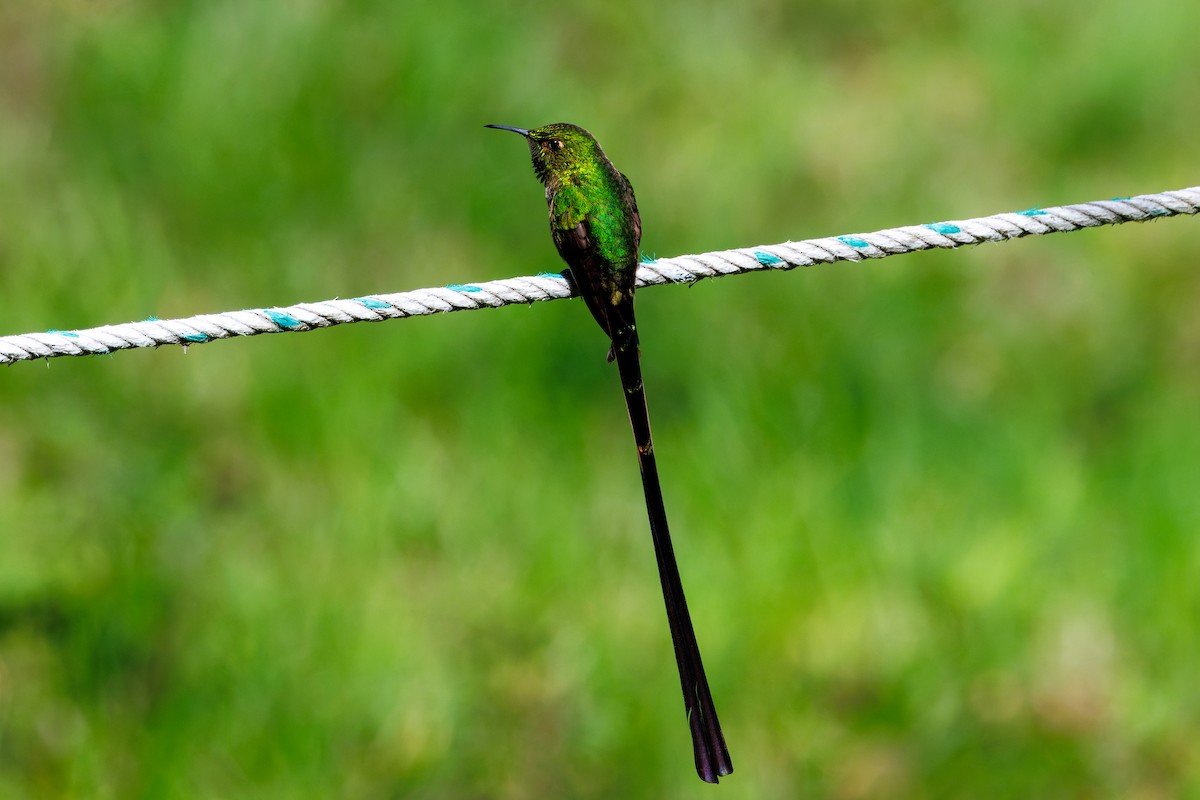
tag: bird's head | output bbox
[485,122,606,188]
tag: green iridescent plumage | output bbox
[487,122,732,783]
[493,123,642,347]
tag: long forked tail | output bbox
[611,324,733,783]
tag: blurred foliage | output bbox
[2,0,1199,797]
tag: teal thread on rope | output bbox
[356,297,392,310]
[264,310,303,330]
[2,185,1197,366]
[926,222,961,235]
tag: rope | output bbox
[3,186,1197,366]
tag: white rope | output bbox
[3,186,1197,366]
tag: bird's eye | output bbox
[549,139,564,152]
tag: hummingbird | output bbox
[485,122,733,783]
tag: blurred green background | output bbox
[2,1,1199,797]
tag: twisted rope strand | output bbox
[3,186,1197,366]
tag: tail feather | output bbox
[611,323,733,783]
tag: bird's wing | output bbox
[549,184,591,261]
[619,172,641,251]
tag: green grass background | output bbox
[2,1,1199,797]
